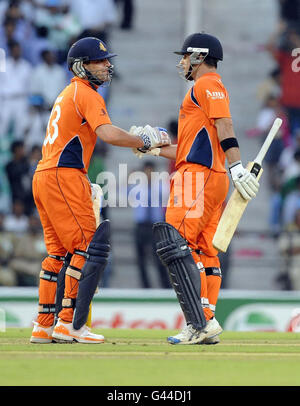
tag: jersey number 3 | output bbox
[44,96,63,146]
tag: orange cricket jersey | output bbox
[36,77,111,173]
[176,72,231,172]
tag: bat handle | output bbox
[250,162,262,178]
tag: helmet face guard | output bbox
[67,37,117,88]
[175,32,223,81]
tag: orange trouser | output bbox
[32,167,96,326]
[165,163,229,320]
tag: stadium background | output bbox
[0,0,300,332]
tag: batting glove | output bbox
[229,161,260,200]
[130,124,171,151]
[132,147,161,159]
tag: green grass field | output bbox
[1,328,300,386]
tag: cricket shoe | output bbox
[167,317,222,345]
[201,335,220,345]
[52,319,104,344]
[30,321,54,343]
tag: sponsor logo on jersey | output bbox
[206,90,225,100]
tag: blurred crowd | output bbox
[251,0,300,290]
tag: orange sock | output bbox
[206,271,222,315]
[37,255,65,327]
[58,253,85,323]
[191,251,214,321]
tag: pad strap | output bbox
[62,298,76,308]
[38,304,56,314]
[74,249,89,260]
[205,267,222,277]
[66,266,82,281]
[49,254,65,262]
[39,269,58,282]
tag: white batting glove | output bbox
[130,124,171,151]
[229,161,260,200]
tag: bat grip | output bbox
[250,162,262,178]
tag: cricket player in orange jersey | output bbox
[30,37,171,344]
[132,33,260,344]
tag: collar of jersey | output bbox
[71,76,99,90]
[196,72,221,81]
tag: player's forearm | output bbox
[158,144,177,160]
[96,124,144,148]
[215,117,241,165]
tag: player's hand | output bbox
[132,147,161,159]
[229,161,260,200]
[130,124,171,151]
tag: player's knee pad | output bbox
[55,252,72,319]
[73,220,110,330]
[153,221,206,330]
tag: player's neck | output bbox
[194,65,217,81]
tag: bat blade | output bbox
[212,117,282,253]
[212,162,263,253]
[86,184,103,328]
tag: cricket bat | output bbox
[212,117,283,253]
[86,184,103,328]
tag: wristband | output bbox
[220,137,239,152]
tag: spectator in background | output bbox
[23,25,54,66]
[24,95,47,149]
[256,67,282,104]
[281,175,300,228]
[5,140,33,214]
[0,17,17,54]
[28,144,42,179]
[3,199,29,234]
[0,211,17,286]
[0,40,31,140]
[70,0,117,45]
[30,49,67,111]
[114,0,135,30]
[8,213,46,286]
[278,208,300,290]
[278,0,300,25]
[35,0,81,63]
[266,23,300,139]
[132,161,171,289]
[281,147,300,184]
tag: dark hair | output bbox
[204,56,218,68]
[10,140,23,153]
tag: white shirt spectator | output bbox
[30,59,67,108]
[0,56,31,97]
[69,0,117,30]
[0,55,31,139]
[3,213,29,235]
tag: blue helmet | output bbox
[67,37,117,87]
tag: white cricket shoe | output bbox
[201,335,220,345]
[52,319,104,344]
[30,321,54,343]
[167,317,222,345]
